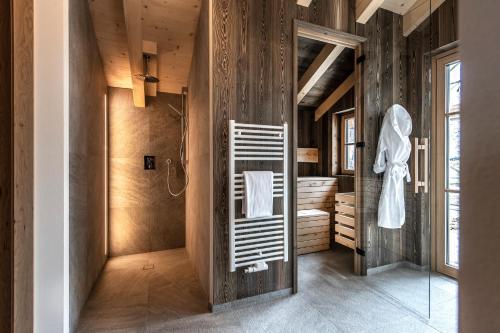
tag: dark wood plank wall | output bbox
[357,0,458,271]
[12,0,34,330]
[69,0,109,330]
[356,9,408,270]
[212,0,353,305]
[0,1,12,331]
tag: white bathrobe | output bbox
[373,104,412,229]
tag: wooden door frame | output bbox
[431,48,459,279]
[292,20,366,292]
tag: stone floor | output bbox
[77,247,457,332]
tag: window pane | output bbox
[446,115,460,190]
[346,117,355,144]
[446,192,460,268]
[446,62,461,114]
[345,144,355,170]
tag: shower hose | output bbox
[166,91,189,197]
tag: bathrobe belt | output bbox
[387,162,411,182]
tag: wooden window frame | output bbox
[432,48,460,279]
[340,112,355,175]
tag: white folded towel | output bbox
[242,171,274,218]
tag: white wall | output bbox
[34,0,69,331]
[459,0,500,332]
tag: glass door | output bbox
[434,50,460,278]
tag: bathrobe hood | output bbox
[390,104,412,137]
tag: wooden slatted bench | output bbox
[334,192,355,250]
[297,209,330,255]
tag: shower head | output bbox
[143,74,160,83]
[135,55,159,83]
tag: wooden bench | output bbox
[334,192,355,250]
[297,209,330,255]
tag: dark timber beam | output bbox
[314,73,354,121]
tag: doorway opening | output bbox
[292,21,365,291]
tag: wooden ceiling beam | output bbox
[314,73,355,121]
[297,0,313,7]
[298,44,345,104]
[403,0,445,37]
[123,0,145,108]
[356,0,384,24]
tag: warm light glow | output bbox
[104,93,109,256]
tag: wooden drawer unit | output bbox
[334,192,356,250]
[297,209,330,255]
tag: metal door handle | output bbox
[413,138,429,193]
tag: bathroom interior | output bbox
[53,0,461,331]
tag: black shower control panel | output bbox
[144,156,155,170]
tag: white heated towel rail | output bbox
[229,120,289,272]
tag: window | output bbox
[341,113,355,174]
[433,50,460,278]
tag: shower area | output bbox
[70,0,212,330]
[356,0,459,329]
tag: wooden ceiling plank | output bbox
[314,73,355,121]
[298,44,345,104]
[356,0,385,24]
[123,0,145,107]
[403,0,445,37]
[297,0,313,7]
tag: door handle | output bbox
[413,138,429,193]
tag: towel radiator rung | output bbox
[234,240,284,251]
[235,257,284,268]
[235,123,284,130]
[235,246,285,256]
[235,214,283,223]
[234,230,284,240]
[235,251,284,263]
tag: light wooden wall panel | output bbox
[109,88,186,257]
[69,0,109,330]
[186,0,211,300]
[0,1,12,331]
[212,0,352,305]
[12,0,34,330]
